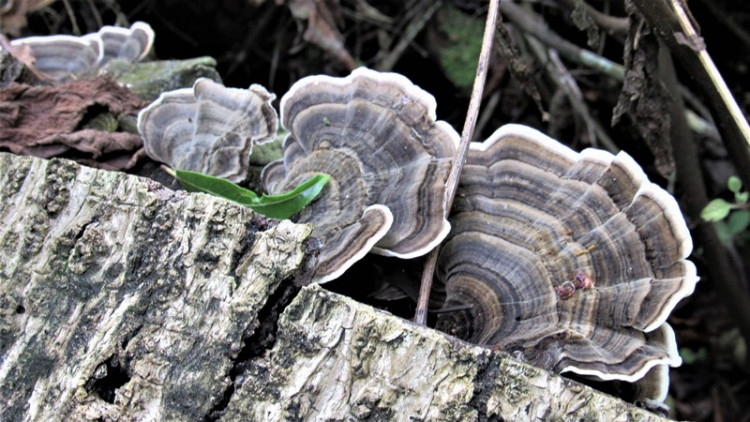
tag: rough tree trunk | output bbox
[0,152,667,421]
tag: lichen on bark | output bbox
[224,284,668,422]
[0,152,311,421]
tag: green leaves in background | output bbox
[165,168,329,219]
[701,175,750,243]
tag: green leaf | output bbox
[679,347,708,365]
[701,198,733,221]
[249,174,331,219]
[167,168,329,219]
[168,168,258,205]
[714,221,733,246]
[736,191,749,204]
[727,176,743,193]
[727,210,750,235]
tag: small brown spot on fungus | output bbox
[572,269,594,290]
[555,281,576,300]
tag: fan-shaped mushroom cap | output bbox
[10,34,103,81]
[7,22,154,82]
[262,67,458,283]
[93,21,155,65]
[436,124,697,383]
[138,78,278,183]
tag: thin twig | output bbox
[501,1,624,80]
[669,0,750,149]
[475,90,501,140]
[378,0,441,71]
[556,0,629,36]
[414,0,500,326]
[86,0,104,29]
[525,34,619,153]
[61,0,81,35]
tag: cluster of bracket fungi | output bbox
[6,21,154,82]
[12,25,698,404]
[137,67,698,403]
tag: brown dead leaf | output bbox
[613,18,675,179]
[0,76,146,170]
[0,0,56,36]
[288,0,356,70]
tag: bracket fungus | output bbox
[138,78,278,183]
[262,67,458,283]
[96,21,155,65]
[435,124,698,387]
[7,21,154,82]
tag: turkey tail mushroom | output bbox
[94,21,155,65]
[6,21,154,82]
[436,124,698,387]
[9,34,103,82]
[262,67,459,283]
[138,78,278,183]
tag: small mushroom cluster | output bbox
[137,68,697,398]
[6,21,154,82]
[139,68,458,283]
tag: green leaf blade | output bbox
[727,210,750,235]
[251,174,331,219]
[167,168,329,219]
[727,176,743,193]
[170,168,258,205]
[701,198,732,222]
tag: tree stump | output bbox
[0,152,667,421]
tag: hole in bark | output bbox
[204,280,301,421]
[86,355,130,404]
[15,304,25,314]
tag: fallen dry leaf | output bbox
[288,0,356,70]
[0,76,146,170]
[0,0,56,36]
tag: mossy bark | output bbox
[0,152,311,421]
[0,152,667,421]
[224,284,667,422]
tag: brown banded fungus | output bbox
[7,21,154,82]
[138,78,278,183]
[436,124,698,386]
[262,67,458,283]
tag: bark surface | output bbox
[0,152,667,421]
[0,152,311,421]
[225,284,667,422]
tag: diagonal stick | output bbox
[414,0,501,325]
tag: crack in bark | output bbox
[205,279,302,421]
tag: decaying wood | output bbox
[224,284,667,422]
[0,152,668,421]
[0,152,312,421]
